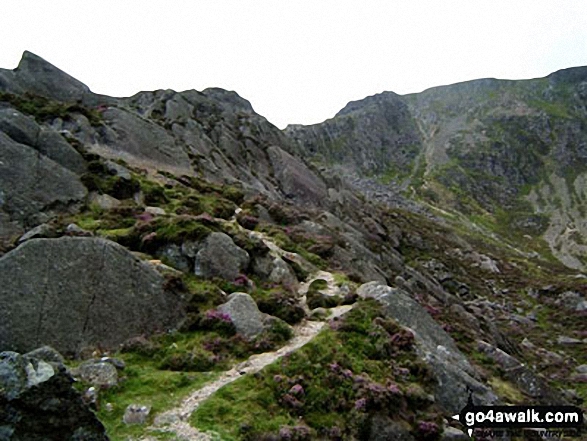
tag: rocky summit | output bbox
[0,51,585,440]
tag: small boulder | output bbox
[268,256,298,288]
[441,426,468,440]
[195,232,249,281]
[218,292,266,339]
[89,193,121,210]
[74,360,118,388]
[17,223,57,243]
[104,160,132,180]
[123,404,151,425]
[24,345,65,366]
[65,223,93,237]
[557,336,582,345]
[145,206,166,216]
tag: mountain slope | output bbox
[285,68,587,270]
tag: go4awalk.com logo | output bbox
[452,401,584,438]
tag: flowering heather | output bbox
[205,309,232,323]
[354,398,367,412]
[278,425,311,440]
[417,421,440,439]
[136,212,154,223]
[289,384,304,396]
[233,274,249,287]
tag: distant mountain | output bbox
[286,68,587,270]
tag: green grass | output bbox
[93,353,218,441]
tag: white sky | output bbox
[1,1,586,129]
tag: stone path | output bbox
[140,225,353,440]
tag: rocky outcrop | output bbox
[0,237,186,355]
[285,70,587,270]
[0,51,91,102]
[285,91,422,176]
[0,350,108,440]
[357,282,498,414]
[0,131,87,246]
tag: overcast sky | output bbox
[1,1,586,128]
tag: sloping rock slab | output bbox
[357,282,498,414]
[0,237,185,355]
[267,145,328,205]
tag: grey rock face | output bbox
[36,127,86,174]
[0,132,87,227]
[0,351,108,440]
[477,340,566,404]
[217,292,266,339]
[357,282,498,413]
[0,108,85,174]
[0,237,186,355]
[96,107,192,175]
[285,91,422,176]
[0,107,39,146]
[267,145,328,205]
[195,232,249,281]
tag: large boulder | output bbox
[0,237,186,355]
[0,351,108,440]
[194,232,250,281]
[357,282,498,414]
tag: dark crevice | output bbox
[35,241,52,348]
[79,240,107,346]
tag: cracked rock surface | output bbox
[0,237,186,356]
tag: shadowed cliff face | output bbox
[286,68,587,270]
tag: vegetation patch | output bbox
[0,91,104,125]
[191,299,441,440]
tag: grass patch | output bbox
[92,353,217,441]
[0,91,104,126]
